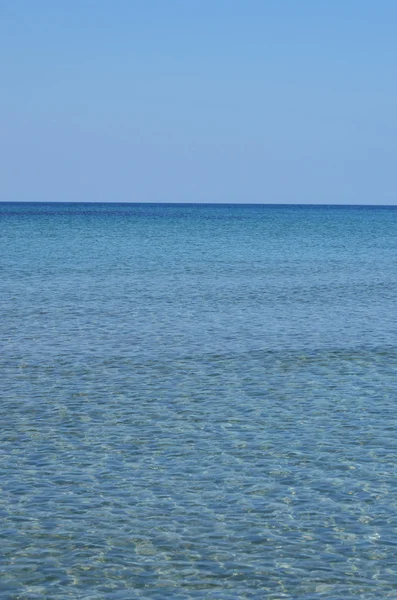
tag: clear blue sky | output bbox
[1,0,396,203]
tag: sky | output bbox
[1,0,396,204]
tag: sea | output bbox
[1,202,397,599]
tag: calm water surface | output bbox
[1,203,397,598]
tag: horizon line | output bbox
[1,201,397,208]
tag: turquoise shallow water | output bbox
[1,202,397,598]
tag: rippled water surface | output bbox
[1,202,397,599]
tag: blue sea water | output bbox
[1,202,397,599]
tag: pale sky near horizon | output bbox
[1,1,396,204]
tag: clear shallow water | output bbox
[1,202,397,599]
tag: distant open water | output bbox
[1,202,397,599]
